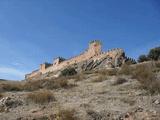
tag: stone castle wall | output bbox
[39,41,102,74]
[25,41,124,79]
[25,70,40,79]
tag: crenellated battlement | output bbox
[25,40,126,79]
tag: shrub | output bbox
[54,78,69,88]
[118,64,132,75]
[148,46,160,60]
[23,80,43,91]
[155,61,160,68]
[133,64,160,94]
[27,90,55,104]
[86,109,103,120]
[97,68,118,76]
[120,97,135,106]
[92,75,108,82]
[23,76,74,91]
[0,93,3,98]
[138,54,149,63]
[61,68,77,77]
[125,57,136,65]
[133,64,155,81]
[83,70,94,75]
[107,69,118,76]
[0,82,23,92]
[73,74,85,82]
[56,109,78,120]
[112,77,127,85]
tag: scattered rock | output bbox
[30,108,39,113]
[153,99,160,105]
[87,110,103,120]
[0,97,23,112]
[134,106,143,112]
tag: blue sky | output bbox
[0,0,159,80]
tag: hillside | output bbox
[0,61,160,120]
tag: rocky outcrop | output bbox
[0,97,23,112]
[72,52,125,72]
[26,40,132,79]
[33,50,126,78]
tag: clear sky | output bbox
[0,0,159,80]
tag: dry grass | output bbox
[23,77,73,91]
[0,81,23,92]
[0,77,74,92]
[73,74,85,82]
[91,69,113,82]
[96,68,118,76]
[118,64,132,75]
[120,97,136,106]
[86,109,103,120]
[83,70,94,75]
[92,75,108,82]
[155,61,160,68]
[27,90,55,104]
[56,109,78,120]
[112,77,127,85]
[0,93,3,98]
[54,78,69,88]
[133,64,160,94]
[23,80,43,91]
[153,61,160,73]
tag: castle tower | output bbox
[88,40,102,56]
[40,62,52,73]
[53,57,66,66]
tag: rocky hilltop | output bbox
[25,40,135,80]
[0,41,160,120]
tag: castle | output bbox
[25,40,126,79]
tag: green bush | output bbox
[61,68,77,77]
[148,46,160,61]
[138,54,149,63]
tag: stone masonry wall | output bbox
[25,41,125,79]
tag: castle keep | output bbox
[25,40,126,79]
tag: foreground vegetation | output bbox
[138,46,160,62]
[0,61,160,95]
[27,90,55,104]
[0,60,160,119]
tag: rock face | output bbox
[66,48,126,72]
[69,52,125,73]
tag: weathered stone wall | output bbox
[25,70,40,79]
[25,41,125,79]
[39,41,102,74]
